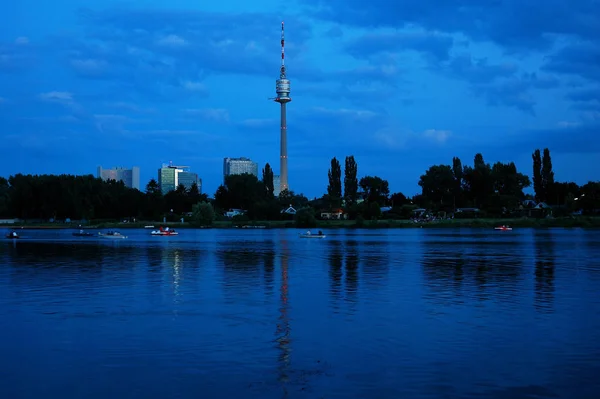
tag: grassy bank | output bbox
[8,216,600,230]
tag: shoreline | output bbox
[5,217,600,230]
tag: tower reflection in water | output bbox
[275,234,291,390]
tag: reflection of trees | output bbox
[326,239,360,311]
[533,231,556,313]
[216,241,264,293]
[6,241,136,273]
[262,240,276,295]
[421,238,523,304]
[326,241,343,305]
[360,241,389,289]
[345,240,359,303]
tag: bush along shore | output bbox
[1,148,598,228]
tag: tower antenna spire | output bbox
[273,21,291,192]
[280,21,286,79]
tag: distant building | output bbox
[97,166,140,190]
[158,162,200,195]
[223,157,259,182]
[273,174,281,197]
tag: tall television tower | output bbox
[274,21,291,192]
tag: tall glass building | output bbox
[97,166,140,190]
[223,157,259,182]
[158,162,200,195]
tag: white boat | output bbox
[98,231,128,239]
[494,225,513,231]
[151,230,179,236]
[299,231,326,239]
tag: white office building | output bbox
[97,166,140,190]
[223,157,259,182]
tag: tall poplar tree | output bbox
[541,148,554,202]
[262,163,274,198]
[343,155,358,205]
[532,149,542,201]
[327,157,342,207]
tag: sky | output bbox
[1,0,599,198]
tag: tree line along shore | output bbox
[1,149,598,229]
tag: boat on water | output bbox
[299,230,326,239]
[98,231,127,239]
[151,227,179,236]
[494,225,513,231]
[5,231,20,239]
[73,230,95,237]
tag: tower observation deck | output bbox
[274,21,291,192]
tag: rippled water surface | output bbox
[2,228,600,398]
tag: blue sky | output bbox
[1,0,599,198]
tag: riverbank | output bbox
[7,216,600,229]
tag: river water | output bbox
[1,228,599,398]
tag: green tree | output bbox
[541,148,554,202]
[262,163,274,198]
[419,165,455,208]
[463,153,494,208]
[294,206,317,228]
[532,149,542,202]
[327,157,342,207]
[452,156,463,209]
[359,176,389,204]
[491,162,531,197]
[343,155,358,205]
[191,201,216,226]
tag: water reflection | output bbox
[216,241,265,293]
[326,241,343,307]
[327,239,360,311]
[263,240,276,295]
[533,230,556,313]
[345,240,359,305]
[276,236,291,393]
[360,240,390,289]
[421,233,524,305]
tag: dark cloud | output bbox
[345,31,454,61]
[542,43,600,82]
[301,0,600,51]
[502,122,600,155]
[439,54,557,114]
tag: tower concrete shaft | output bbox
[279,102,288,192]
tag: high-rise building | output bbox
[273,174,281,197]
[223,157,259,182]
[97,166,140,190]
[157,162,200,195]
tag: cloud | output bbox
[345,30,454,62]
[182,108,230,123]
[423,129,451,144]
[542,42,600,82]
[39,91,74,102]
[0,39,36,71]
[301,0,600,51]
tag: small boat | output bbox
[98,231,127,239]
[73,230,95,237]
[299,230,326,239]
[144,225,155,229]
[5,231,20,239]
[494,225,513,231]
[151,227,179,236]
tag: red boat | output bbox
[151,227,179,236]
[494,225,513,231]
